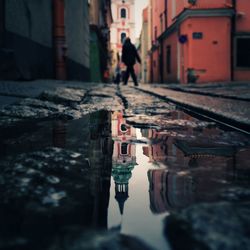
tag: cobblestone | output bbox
[160,82,250,101]
[138,85,250,130]
[1,80,250,132]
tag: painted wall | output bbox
[4,0,53,79]
[90,30,102,82]
[180,17,231,83]
[152,48,160,83]
[168,0,233,27]
[65,0,90,81]
[1,0,90,81]
[162,32,178,83]
[140,7,149,83]
[236,0,250,32]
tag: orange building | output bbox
[149,0,250,84]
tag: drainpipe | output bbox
[53,0,67,80]
[164,0,167,28]
[231,0,236,81]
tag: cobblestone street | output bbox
[1,0,250,249]
[0,81,250,250]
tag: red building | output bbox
[149,0,250,84]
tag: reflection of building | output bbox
[143,112,248,213]
[148,169,195,213]
[112,163,134,214]
[88,111,113,228]
[53,121,67,148]
[89,0,113,82]
[112,111,137,215]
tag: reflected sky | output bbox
[109,111,170,250]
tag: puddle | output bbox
[108,111,250,250]
[0,109,249,250]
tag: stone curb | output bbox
[162,86,250,102]
[136,86,250,135]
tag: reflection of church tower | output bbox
[112,111,137,215]
[112,163,134,214]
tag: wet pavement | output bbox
[138,85,250,131]
[0,84,250,250]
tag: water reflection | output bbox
[109,112,170,250]
[111,111,137,215]
[0,111,114,249]
[143,125,250,214]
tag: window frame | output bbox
[166,45,171,74]
[120,32,126,44]
[235,36,250,69]
[120,8,127,19]
[121,143,129,155]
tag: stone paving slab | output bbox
[0,80,96,97]
[138,85,250,130]
[0,80,98,106]
[156,82,250,101]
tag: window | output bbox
[236,37,250,68]
[160,14,163,33]
[121,143,128,155]
[121,8,127,18]
[121,32,126,44]
[120,124,128,132]
[166,46,171,74]
[154,26,157,42]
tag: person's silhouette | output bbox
[122,37,141,86]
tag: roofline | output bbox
[158,8,235,41]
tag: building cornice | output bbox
[158,8,235,41]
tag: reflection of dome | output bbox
[112,164,134,215]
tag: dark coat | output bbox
[122,41,141,66]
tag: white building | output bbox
[110,0,135,74]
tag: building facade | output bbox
[0,0,89,81]
[139,7,149,83]
[89,0,113,82]
[148,0,250,84]
[110,0,135,76]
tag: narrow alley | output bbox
[0,0,250,250]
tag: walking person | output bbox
[122,37,141,86]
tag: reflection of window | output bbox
[120,124,128,132]
[121,143,128,155]
[121,32,126,43]
[121,8,127,18]
[166,46,171,73]
[236,37,250,68]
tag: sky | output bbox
[134,0,149,38]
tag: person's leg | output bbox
[124,67,130,85]
[130,66,138,86]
